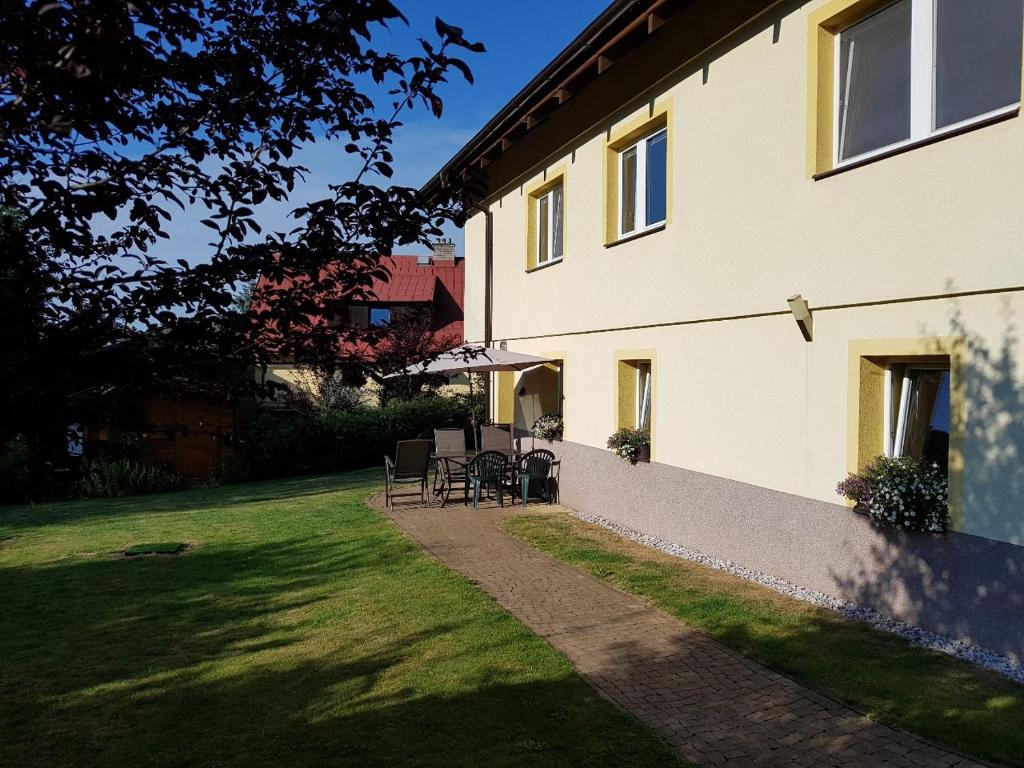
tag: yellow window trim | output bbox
[603,102,673,246]
[807,0,1024,177]
[806,0,896,177]
[496,370,516,425]
[496,354,565,434]
[846,337,966,530]
[614,349,657,460]
[524,166,567,272]
[539,351,567,437]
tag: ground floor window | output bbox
[636,361,652,431]
[884,364,951,474]
[616,356,654,432]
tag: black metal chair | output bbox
[467,450,509,509]
[384,439,432,509]
[513,449,556,507]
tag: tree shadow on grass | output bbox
[0,535,411,715]
[0,534,681,768]
[6,656,682,768]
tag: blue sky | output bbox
[148,0,609,265]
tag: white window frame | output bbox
[834,0,1022,167]
[883,362,949,459]
[636,362,652,431]
[535,183,563,266]
[556,361,564,418]
[618,128,668,239]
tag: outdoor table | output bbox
[432,448,518,507]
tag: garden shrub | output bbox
[0,436,33,503]
[224,395,482,481]
[837,455,949,533]
[78,459,183,499]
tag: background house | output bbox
[256,240,466,406]
[428,0,1024,659]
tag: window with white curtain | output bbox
[884,364,951,474]
[636,361,652,431]
[619,129,667,237]
[535,182,564,265]
[836,0,1023,164]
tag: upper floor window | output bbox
[836,0,1023,165]
[619,128,668,237]
[535,182,564,265]
[526,171,567,270]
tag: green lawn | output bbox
[504,513,1024,768]
[0,472,684,768]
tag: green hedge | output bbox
[225,396,481,481]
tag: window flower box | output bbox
[837,456,949,533]
[607,428,650,465]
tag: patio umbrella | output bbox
[385,344,555,449]
[385,344,555,378]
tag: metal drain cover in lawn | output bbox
[123,542,187,556]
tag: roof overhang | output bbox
[421,0,700,199]
[422,0,782,202]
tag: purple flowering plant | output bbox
[837,455,949,533]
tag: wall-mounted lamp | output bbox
[787,294,813,342]
[499,340,508,351]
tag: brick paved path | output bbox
[373,496,986,768]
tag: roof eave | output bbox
[421,0,678,199]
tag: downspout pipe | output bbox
[468,201,494,421]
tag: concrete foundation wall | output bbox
[530,438,1024,661]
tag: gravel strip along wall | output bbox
[537,439,1024,663]
[572,509,1024,685]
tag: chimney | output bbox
[431,237,456,261]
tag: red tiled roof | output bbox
[370,256,451,303]
[252,254,465,357]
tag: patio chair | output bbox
[480,423,512,453]
[512,449,556,507]
[433,428,468,501]
[384,439,432,509]
[467,450,510,509]
[434,428,466,453]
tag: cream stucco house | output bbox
[424,0,1024,659]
